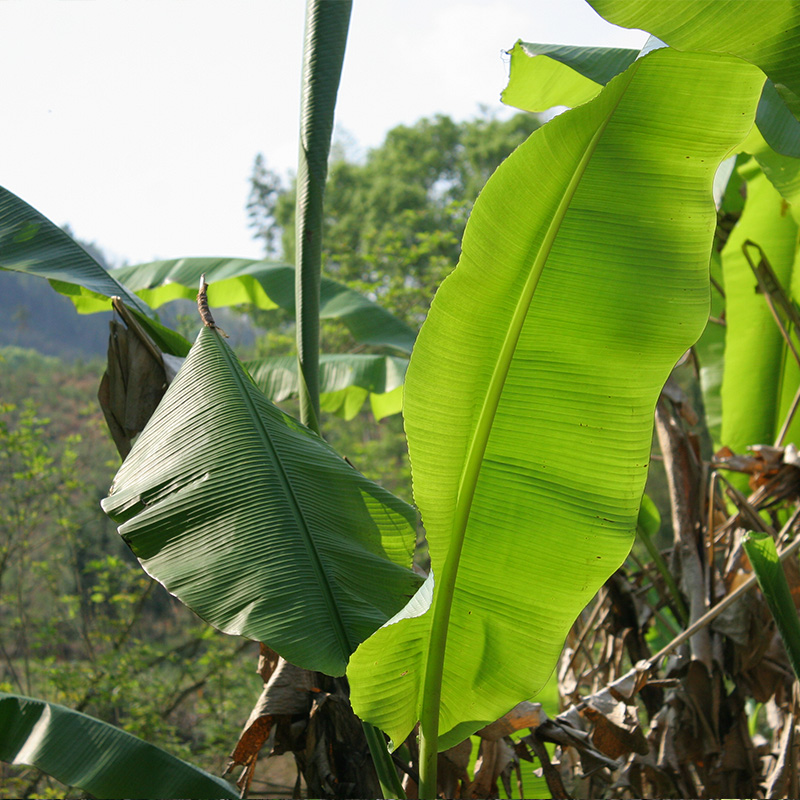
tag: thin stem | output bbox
[776,380,800,447]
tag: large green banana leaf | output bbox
[502,40,800,160]
[112,257,416,354]
[246,353,407,420]
[589,0,800,98]
[0,692,238,799]
[720,160,800,454]
[347,48,763,753]
[0,186,149,316]
[101,326,422,676]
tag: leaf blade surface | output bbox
[0,693,238,799]
[348,48,764,750]
[102,327,421,676]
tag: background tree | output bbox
[248,111,540,329]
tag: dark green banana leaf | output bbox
[102,326,422,676]
[0,692,238,799]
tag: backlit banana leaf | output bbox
[112,257,416,354]
[740,126,800,222]
[0,692,238,799]
[502,40,800,160]
[101,327,422,676]
[720,160,800,454]
[589,0,800,99]
[501,42,637,112]
[246,353,407,420]
[347,48,763,755]
[0,186,149,316]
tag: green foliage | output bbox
[742,532,800,683]
[720,160,800,453]
[8,2,800,797]
[250,111,540,327]
[0,354,256,798]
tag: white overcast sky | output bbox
[0,1,646,266]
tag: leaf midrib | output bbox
[208,328,353,662]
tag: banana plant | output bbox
[348,45,764,796]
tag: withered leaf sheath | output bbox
[197,274,228,337]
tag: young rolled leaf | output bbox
[101,326,422,676]
[246,353,408,420]
[348,48,763,757]
[720,160,800,453]
[294,0,353,428]
[114,256,416,354]
[0,692,238,800]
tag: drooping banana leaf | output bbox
[348,47,763,764]
[502,40,800,160]
[0,187,192,357]
[246,353,407,421]
[101,326,422,676]
[0,186,148,315]
[720,160,800,455]
[0,692,238,800]
[740,125,800,223]
[113,257,416,354]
